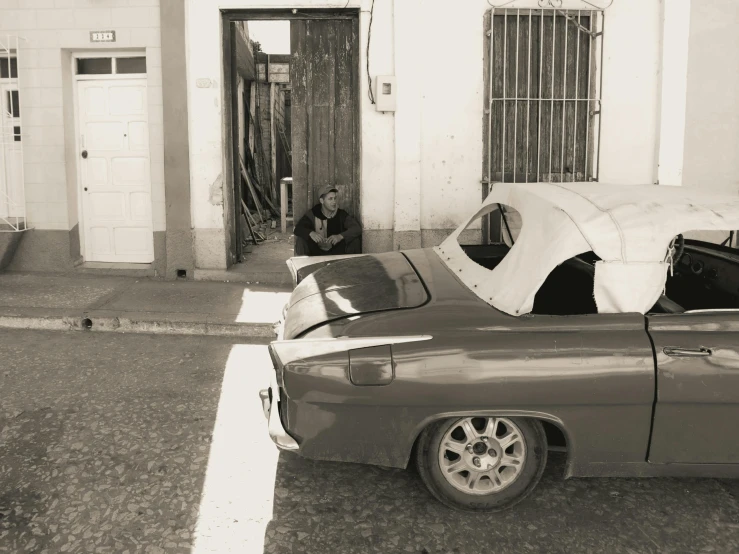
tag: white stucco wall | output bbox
[412,0,665,232]
[597,0,663,185]
[185,0,671,264]
[418,1,485,232]
[0,0,164,233]
[656,0,691,186]
[682,0,739,196]
[359,0,395,233]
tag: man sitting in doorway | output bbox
[293,185,362,256]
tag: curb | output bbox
[193,269,293,287]
[0,314,277,339]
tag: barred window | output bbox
[483,8,604,240]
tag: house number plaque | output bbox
[90,31,116,43]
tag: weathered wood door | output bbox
[290,18,360,226]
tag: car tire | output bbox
[415,416,547,512]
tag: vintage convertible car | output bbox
[260,182,739,512]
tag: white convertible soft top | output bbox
[436,183,739,316]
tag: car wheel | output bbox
[416,416,547,512]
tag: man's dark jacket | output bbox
[293,204,362,245]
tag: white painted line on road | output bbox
[192,344,280,553]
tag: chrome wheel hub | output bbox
[461,437,499,471]
[438,417,526,495]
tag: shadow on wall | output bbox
[0,228,26,270]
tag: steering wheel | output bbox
[669,234,685,271]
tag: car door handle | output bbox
[663,346,713,357]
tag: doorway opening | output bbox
[222,9,361,285]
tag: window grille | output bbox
[482,8,604,241]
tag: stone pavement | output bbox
[0,272,293,339]
[2,330,739,554]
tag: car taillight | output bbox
[279,387,289,430]
[268,344,285,387]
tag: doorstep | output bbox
[74,261,157,278]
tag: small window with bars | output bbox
[482,8,604,242]
[483,9,603,185]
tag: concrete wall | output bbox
[598,0,663,185]
[184,0,673,262]
[0,0,164,270]
[682,0,739,196]
[185,0,229,268]
[161,0,194,278]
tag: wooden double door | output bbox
[290,18,360,226]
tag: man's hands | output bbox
[310,232,344,246]
[325,234,344,246]
[309,231,324,244]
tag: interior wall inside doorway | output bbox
[225,18,295,264]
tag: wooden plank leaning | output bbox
[240,156,265,223]
[243,157,279,214]
[241,198,264,244]
[244,199,265,241]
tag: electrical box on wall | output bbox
[375,75,396,112]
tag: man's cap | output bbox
[318,185,339,199]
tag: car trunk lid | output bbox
[283,252,428,339]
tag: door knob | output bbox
[81,150,88,159]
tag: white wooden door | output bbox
[0,83,23,220]
[78,79,154,263]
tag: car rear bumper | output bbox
[259,371,299,452]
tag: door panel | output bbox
[112,157,147,185]
[89,193,125,219]
[130,193,150,220]
[648,312,739,463]
[128,122,148,150]
[290,18,360,229]
[0,83,23,220]
[78,79,154,263]
[109,87,145,114]
[84,87,106,114]
[86,122,125,149]
[90,227,111,255]
[87,158,108,184]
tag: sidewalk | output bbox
[0,272,293,339]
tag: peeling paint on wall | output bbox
[209,174,223,205]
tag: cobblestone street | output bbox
[1,330,738,553]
